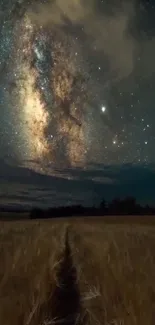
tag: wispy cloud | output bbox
[0,160,155,208]
[28,0,136,81]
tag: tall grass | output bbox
[0,221,67,325]
[71,224,155,325]
[0,220,155,324]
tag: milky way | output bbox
[7,3,106,172]
[1,0,155,175]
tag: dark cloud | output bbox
[28,0,136,81]
[0,159,155,208]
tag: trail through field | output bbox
[49,228,81,325]
[30,226,85,325]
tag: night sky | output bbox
[0,0,155,208]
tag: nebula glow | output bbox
[13,16,49,162]
[12,14,91,172]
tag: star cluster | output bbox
[0,0,155,175]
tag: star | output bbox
[101,106,106,113]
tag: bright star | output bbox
[101,106,106,113]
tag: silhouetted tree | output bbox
[30,207,44,219]
[29,196,155,220]
[108,197,121,214]
[100,198,107,214]
[108,196,139,215]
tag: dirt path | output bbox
[29,226,85,325]
[50,227,81,324]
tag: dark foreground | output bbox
[0,218,155,324]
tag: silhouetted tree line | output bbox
[30,196,155,219]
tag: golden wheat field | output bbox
[0,218,155,325]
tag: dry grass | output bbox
[0,221,68,325]
[0,218,155,324]
[71,223,155,324]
